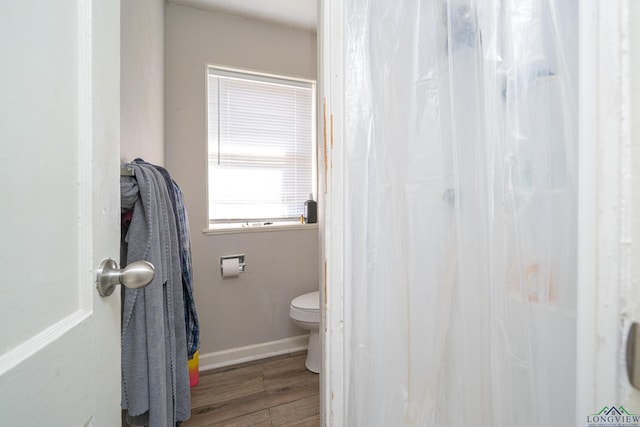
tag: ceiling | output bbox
[168,0,317,32]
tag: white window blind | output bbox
[207,68,315,225]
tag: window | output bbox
[207,67,316,228]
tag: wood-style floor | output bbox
[182,351,319,427]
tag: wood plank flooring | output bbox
[182,351,319,427]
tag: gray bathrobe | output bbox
[120,163,190,426]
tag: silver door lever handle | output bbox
[96,258,155,297]
[627,322,640,390]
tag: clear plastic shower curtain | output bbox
[343,0,578,425]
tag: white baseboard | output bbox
[198,334,310,372]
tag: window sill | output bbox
[202,222,318,236]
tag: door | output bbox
[0,0,121,425]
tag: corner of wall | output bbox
[120,0,165,166]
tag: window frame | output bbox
[205,65,317,231]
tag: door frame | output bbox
[576,0,639,420]
[318,0,346,424]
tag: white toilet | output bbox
[289,290,320,373]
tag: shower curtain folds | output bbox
[343,0,578,425]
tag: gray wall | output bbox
[165,4,319,358]
[120,0,165,165]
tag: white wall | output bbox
[165,4,319,365]
[120,0,165,164]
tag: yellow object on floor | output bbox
[188,350,199,387]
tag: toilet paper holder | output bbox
[220,254,246,275]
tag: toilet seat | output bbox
[289,291,319,323]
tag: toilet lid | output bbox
[291,291,319,311]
